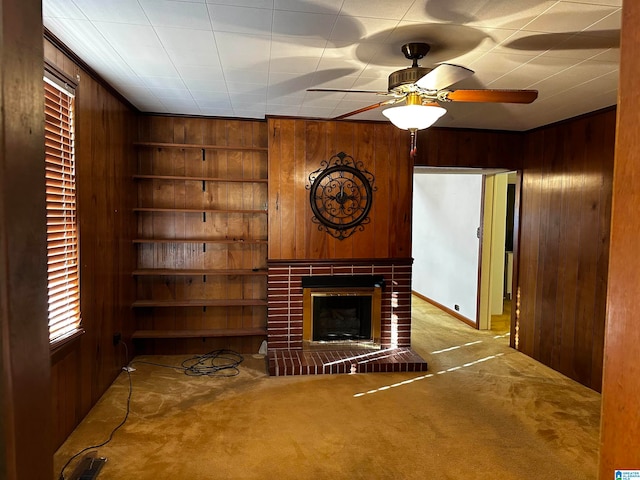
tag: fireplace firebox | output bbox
[302,276,383,349]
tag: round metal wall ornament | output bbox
[306,152,375,240]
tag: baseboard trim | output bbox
[412,291,477,329]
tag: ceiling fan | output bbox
[308,42,538,157]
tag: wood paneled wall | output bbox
[599,0,640,473]
[268,118,412,260]
[517,111,614,392]
[417,127,524,169]
[1,1,52,478]
[45,38,137,449]
[415,109,615,392]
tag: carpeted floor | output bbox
[54,296,601,479]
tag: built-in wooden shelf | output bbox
[133,238,267,244]
[134,207,267,214]
[133,130,268,351]
[132,299,267,308]
[132,268,267,276]
[133,174,268,183]
[132,327,267,339]
[134,141,267,152]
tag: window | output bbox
[44,70,81,346]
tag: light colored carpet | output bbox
[54,296,601,479]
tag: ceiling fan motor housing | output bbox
[388,66,432,93]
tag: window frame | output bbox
[44,64,83,351]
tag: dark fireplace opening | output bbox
[302,276,383,349]
[312,294,372,341]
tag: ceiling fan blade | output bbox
[445,89,538,104]
[307,88,389,94]
[416,63,474,91]
[333,98,402,120]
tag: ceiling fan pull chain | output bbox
[409,128,418,158]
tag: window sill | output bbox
[50,328,85,362]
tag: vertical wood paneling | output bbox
[517,111,614,391]
[45,38,137,449]
[268,118,412,260]
[1,4,51,477]
[599,1,640,472]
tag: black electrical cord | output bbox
[58,343,133,480]
[132,349,244,377]
[57,346,244,479]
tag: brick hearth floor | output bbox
[268,347,428,376]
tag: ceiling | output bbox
[42,0,621,131]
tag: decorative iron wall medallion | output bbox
[306,152,375,240]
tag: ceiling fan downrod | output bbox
[401,42,431,68]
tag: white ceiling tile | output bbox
[267,92,308,104]
[330,16,397,42]
[178,64,223,81]
[340,0,415,20]
[272,10,337,38]
[160,98,200,114]
[154,27,216,52]
[274,0,343,15]
[43,1,85,19]
[560,0,621,7]
[298,105,337,117]
[584,8,621,32]
[191,90,230,102]
[194,96,232,110]
[208,0,273,7]
[269,56,323,74]
[93,22,163,51]
[214,32,271,69]
[138,0,212,30]
[119,48,179,77]
[199,107,236,116]
[147,87,193,100]
[465,51,540,85]
[225,69,269,84]
[166,48,223,68]
[208,4,272,35]
[227,83,267,96]
[404,0,556,29]
[521,3,619,34]
[140,76,186,89]
[266,104,301,116]
[71,0,149,24]
[184,77,227,92]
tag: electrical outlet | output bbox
[113,333,121,346]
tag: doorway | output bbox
[478,172,519,341]
[411,168,519,340]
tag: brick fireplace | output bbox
[267,259,428,375]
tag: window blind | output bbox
[44,75,81,345]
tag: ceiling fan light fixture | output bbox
[382,103,446,130]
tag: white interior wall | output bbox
[412,173,483,323]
